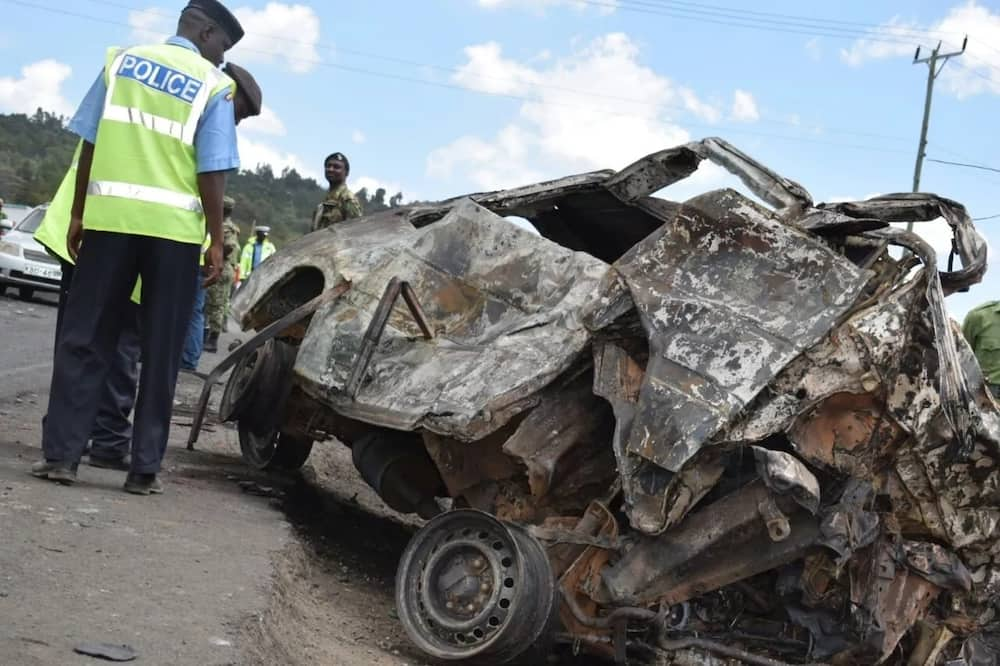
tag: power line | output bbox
[594,0,1000,85]
[0,0,919,149]
[615,0,955,43]
[80,0,1000,106]
[972,213,1000,221]
[623,0,966,38]
[926,158,1000,175]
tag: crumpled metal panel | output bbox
[230,209,418,327]
[293,198,625,440]
[612,188,871,474]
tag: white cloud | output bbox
[128,6,172,44]
[841,3,1000,98]
[237,134,317,181]
[429,34,736,191]
[0,60,74,118]
[730,89,759,122]
[240,104,286,136]
[353,176,410,201]
[231,3,321,74]
[839,17,919,67]
[679,87,721,123]
[126,3,321,74]
[453,42,541,95]
[805,37,822,61]
[352,129,366,144]
[476,0,618,15]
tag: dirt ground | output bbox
[0,293,606,665]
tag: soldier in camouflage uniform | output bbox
[204,196,241,352]
[312,152,362,231]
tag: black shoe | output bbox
[30,460,78,485]
[88,454,131,471]
[124,473,163,495]
[204,331,219,353]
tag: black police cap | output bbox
[184,0,244,45]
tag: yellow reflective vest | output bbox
[240,238,276,278]
[34,142,142,303]
[83,43,234,245]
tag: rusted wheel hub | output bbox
[396,510,556,663]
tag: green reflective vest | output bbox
[83,43,234,245]
[240,238,276,278]
[35,141,139,304]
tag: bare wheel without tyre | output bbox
[395,509,557,664]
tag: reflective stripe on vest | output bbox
[101,49,220,147]
[83,44,234,245]
[87,180,203,213]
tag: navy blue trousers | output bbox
[46,258,140,461]
[43,231,198,474]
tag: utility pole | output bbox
[908,37,966,231]
[911,38,967,192]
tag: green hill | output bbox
[0,109,404,247]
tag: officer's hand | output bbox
[202,242,223,288]
[67,215,84,261]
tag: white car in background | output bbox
[0,204,62,301]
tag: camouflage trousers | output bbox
[205,268,235,333]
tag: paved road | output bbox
[0,290,58,403]
[0,289,292,665]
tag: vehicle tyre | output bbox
[18,286,34,300]
[237,422,314,471]
[396,510,558,664]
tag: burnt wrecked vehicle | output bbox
[189,138,1000,665]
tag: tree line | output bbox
[0,109,405,247]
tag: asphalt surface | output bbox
[0,289,59,403]
[0,287,292,665]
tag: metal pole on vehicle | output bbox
[908,37,966,231]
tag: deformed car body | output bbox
[197,138,1000,665]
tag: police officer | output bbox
[239,225,276,281]
[203,195,240,352]
[34,142,140,470]
[31,0,245,495]
[33,63,263,465]
[312,152,362,231]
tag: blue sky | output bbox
[1,0,998,317]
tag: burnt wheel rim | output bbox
[396,510,555,662]
[418,525,517,648]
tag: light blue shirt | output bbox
[67,36,240,174]
[252,243,262,269]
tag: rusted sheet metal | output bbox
[612,188,871,475]
[502,373,615,499]
[602,481,819,606]
[294,198,624,440]
[221,136,1000,666]
[843,540,942,663]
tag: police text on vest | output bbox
[117,55,203,104]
